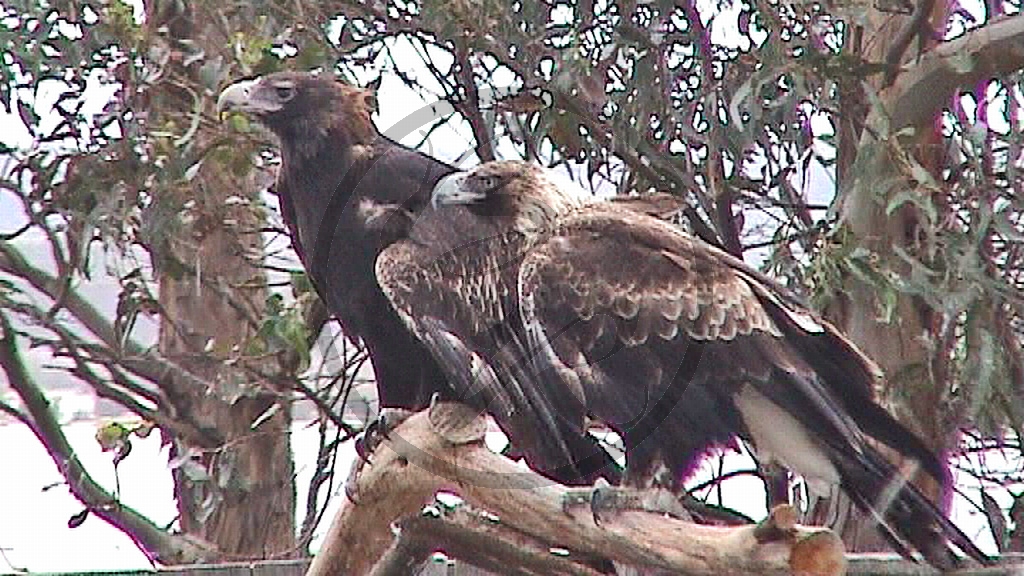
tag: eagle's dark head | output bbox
[431,160,586,232]
[217,71,378,157]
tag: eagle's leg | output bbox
[354,407,416,463]
[561,479,690,525]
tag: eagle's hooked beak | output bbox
[431,173,485,209]
[216,78,265,117]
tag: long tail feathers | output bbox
[836,448,992,569]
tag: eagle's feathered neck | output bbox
[274,111,378,165]
[505,193,573,235]
[271,109,384,256]
[501,172,589,235]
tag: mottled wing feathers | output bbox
[508,203,985,567]
[375,236,618,484]
[515,206,899,484]
[606,192,686,220]
[519,207,781,349]
[376,239,521,417]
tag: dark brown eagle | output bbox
[216,72,456,408]
[216,72,689,484]
[375,160,989,568]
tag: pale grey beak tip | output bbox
[431,173,466,209]
[216,78,259,115]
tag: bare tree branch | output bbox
[0,241,120,349]
[0,309,217,564]
[883,0,940,85]
[454,39,496,163]
[369,508,607,576]
[307,403,847,576]
[887,14,1024,130]
[0,399,32,429]
[0,241,219,401]
[0,296,224,449]
[69,348,223,450]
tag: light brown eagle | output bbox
[376,160,989,569]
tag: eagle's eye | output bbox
[274,85,296,101]
[476,175,503,192]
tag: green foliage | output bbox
[95,419,154,465]
[1,0,1019,449]
[248,292,313,373]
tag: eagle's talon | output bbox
[344,475,361,504]
[590,483,612,526]
[560,486,595,516]
[354,434,373,464]
[561,478,619,525]
[355,408,418,464]
[562,480,690,526]
[354,413,390,464]
[590,479,636,526]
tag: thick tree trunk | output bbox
[818,0,955,551]
[147,0,296,558]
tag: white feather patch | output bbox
[735,383,839,496]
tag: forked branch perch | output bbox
[306,402,847,576]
